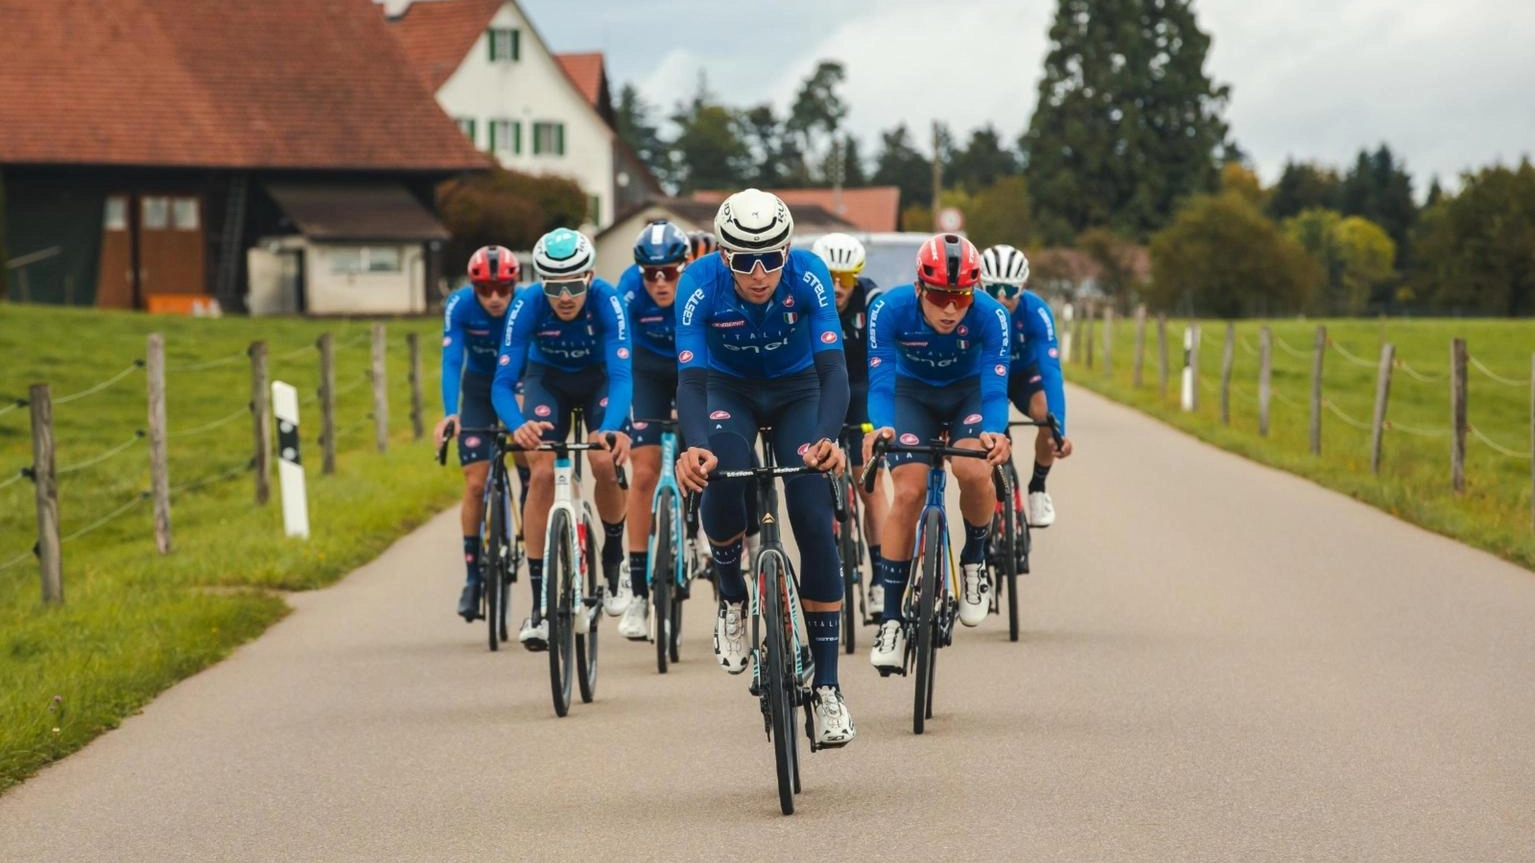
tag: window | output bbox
[104,197,127,231]
[330,247,402,275]
[172,197,200,231]
[488,118,520,154]
[487,28,519,62]
[532,121,565,156]
[142,196,169,229]
[456,117,477,145]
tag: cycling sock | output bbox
[807,611,839,688]
[960,521,990,565]
[880,557,910,621]
[712,538,746,603]
[602,520,625,565]
[463,535,481,584]
[868,543,882,570]
[1029,461,1051,494]
[516,465,531,511]
[527,558,544,609]
[629,551,648,600]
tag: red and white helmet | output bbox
[467,245,519,285]
[915,233,982,290]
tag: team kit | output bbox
[435,189,1072,762]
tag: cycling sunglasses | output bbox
[984,282,1023,300]
[642,264,683,282]
[723,248,787,275]
[831,270,860,289]
[541,278,589,299]
[919,283,975,310]
[473,281,514,298]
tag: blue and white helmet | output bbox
[533,227,596,279]
[632,219,689,266]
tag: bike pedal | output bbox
[876,667,905,678]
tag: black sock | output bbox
[807,611,840,688]
[528,558,544,609]
[463,535,481,584]
[880,557,911,621]
[602,520,625,565]
[629,550,649,600]
[960,521,990,565]
[712,538,745,602]
[869,543,882,568]
[1029,461,1051,494]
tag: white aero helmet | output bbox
[811,232,866,274]
[532,227,596,279]
[981,244,1030,286]
[713,188,794,252]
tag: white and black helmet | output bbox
[811,232,866,274]
[713,188,794,252]
[981,244,1030,286]
[532,227,596,279]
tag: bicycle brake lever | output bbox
[435,419,457,466]
[859,439,885,493]
[606,433,629,489]
[829,473,848,522]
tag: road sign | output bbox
[937,207,964,233]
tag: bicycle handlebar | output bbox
[860,436,1011,503]
[435,423,628,488]
[684,463,843,525]
[1007,413,1065,450]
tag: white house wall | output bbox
[304,242,426,316]
[434,3,615,229]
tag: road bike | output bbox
[436,422,522,652]
[633,416,704,674]
[987,415,1063,642]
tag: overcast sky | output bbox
[519,0,1535,194]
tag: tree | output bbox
[785,60,849,185]
[739,104,791,188]
[1021,0,1232,242]
[614,83,672,190]
[872,123,932,210]
[1077,226,1145,309]
[669,73,749,194]
[1338,145,1416,267]
[1413,160,1535,316]
[964,175,1035,250]
[0,171,8,299]
[1283,208,1395,315]
[840,134,869,187]
[948,125,1018,194]
[437,167,587,270]
[1220,162,1266,209]
[1267,160,1340,221]
[1424,176,1444,208]
[1148,192,1316,317]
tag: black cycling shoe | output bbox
[458,581,483,622]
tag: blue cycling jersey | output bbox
[490,281,632,432]
[866,284,1011,433]
[617,264,675,359]
[675,249,844,379]
[1009,291,1068,435]
[440,285,507,415]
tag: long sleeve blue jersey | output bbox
[490,280,632,432]
[1009,291,1068,435]
[616,264,676,359]
[439,286,508,415]
[866,284,1012,433]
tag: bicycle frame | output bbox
[645,425,688,593]
[532,414,601,627]
[903,461,957,626]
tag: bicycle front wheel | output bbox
[913,508,941,735]
[576,516,599,703]
[652,490,674,674]
[547,510,574,717]
[837,479,858,655]
[760,552,798,815]
[1005,466,1024,642]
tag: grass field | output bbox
[1066,313,1535,570]
[0,302,460,790]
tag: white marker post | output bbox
[1061,302,1075,364]
[1180,325,1200,411]
[271,381,310,539]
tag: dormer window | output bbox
[488,28,519,62]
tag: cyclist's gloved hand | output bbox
[433,414,459,449]
[802,437,843,474]
[977,431,1012,467]
[512,420,553,450]
[593,430,631,467]
[863,426,895,464]
[677,447,717,493]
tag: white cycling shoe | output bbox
[714,600,749,674]
[867,581,885,621]
[618,597,650,641]
[518,617,548,652]
[1028,490,1056,528]
[603,580,632,617]
[869,619,905,673]
[811,686,856,747]
[958,563,991,627]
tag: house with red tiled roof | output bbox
[386,0,661,232]
[0,0,487,315]
[690,187,902,234]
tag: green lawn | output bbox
[1067,313,1535,570]
[0,302,459,790]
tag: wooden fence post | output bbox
[1219,322,1235,425]
[1102,307,1114,376]
[1451,337,1467,493]
[1084,305,1095,370]
[1188,323,1202,411]
[1370,343,1395,474]
[29,384,62,603]
[407,332,424,441]
[250,341,271,505]
[1133,305,1146,387]
[1310,325,1326,455]
[1259,326,1272,437]
[318,333,336,475]
[371,322,389,453]
[146,334,172,553]
[1157,314,1169,398]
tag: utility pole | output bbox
[930,120,942,231]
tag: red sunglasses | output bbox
[473,281,514,298]
[642,265,682,282]
[918,282,974,309]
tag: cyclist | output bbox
[674,188,856,747]
[864,234,1012,673]
[811,232,890,615]
[687,230,717,262]
[435,245,522,621]
[980,244,1073,526]
[491,228,633,651]
[614,218,690,640]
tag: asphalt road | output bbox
[3,386,1534,862]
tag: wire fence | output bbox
[52,362,145,405]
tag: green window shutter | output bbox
[487,30,496,61]
[532,123,540,155]
[465,119,476,145]
[511,29,520,61]
[488,121,497,152]
[512,121,522,155]
[556,123,565,155]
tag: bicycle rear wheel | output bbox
[913,508,941,735]
[576,516,599,703]
[652,490,674,674]
[1005,465,1024,642]
[547,511,574,717]
[482,501,502,652]
[837,478,858,655]
[761,552,797,815]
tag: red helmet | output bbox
[915,233,982,290]
[467,245,519,285]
